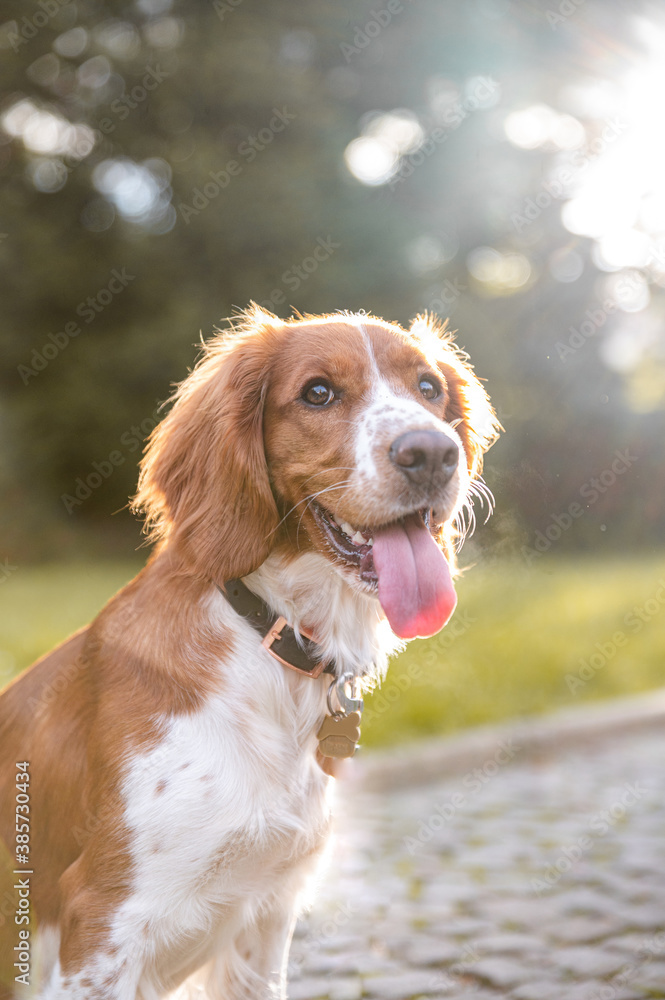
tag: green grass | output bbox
[1,556,664,746]
[0,561,143,684]
[363,555,665,746]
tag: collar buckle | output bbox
[261,616,327,678]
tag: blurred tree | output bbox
[0,0,662,560]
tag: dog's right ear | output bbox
[133,307,283,582]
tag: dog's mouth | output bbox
[310,502,387,584]
[310,502,457,639]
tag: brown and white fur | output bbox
[0,308,498,999]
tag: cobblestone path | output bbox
[289,729,665,999]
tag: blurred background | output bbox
[1,0,663,742]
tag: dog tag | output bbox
[317,712,362,759]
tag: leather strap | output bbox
[219,578,335,678]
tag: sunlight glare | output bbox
[344,110,424,185]
[504,103,584,150]
[467,246,531,293]
[562,41,665,253]
[1,99,96,161]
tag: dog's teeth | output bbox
[368,537,374,546]
[351,531,366,545]
[340,521,355,537]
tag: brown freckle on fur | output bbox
[179,761,191,770]
[201,773,213,782]
[101,967,122,994]
[155,779,168,794]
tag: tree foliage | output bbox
[0,0,662,560]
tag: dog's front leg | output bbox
[41,949,146,1000]
[204,904,297,1000]
[39,853,149,1000]
[40,917,150,1000]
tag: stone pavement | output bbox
[288,721,665,999]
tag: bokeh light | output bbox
[467,246,532,294]
[1,99,96,160]
[344,110,425,185]
[504,104,585,150]
[92,156,175,230]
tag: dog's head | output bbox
[134,307,499,639]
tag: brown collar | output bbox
[219,578,336,678]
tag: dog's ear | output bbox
[134,306,283,582]
[410,313,501,479]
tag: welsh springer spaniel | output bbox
[0,307,498,999]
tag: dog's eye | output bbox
[418,375,441,400]
[303,381,335,406]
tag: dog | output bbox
[0,307,498,999]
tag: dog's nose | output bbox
[389,430,459,486]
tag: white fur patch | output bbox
[353,372,468,525]
[115,586,334,997]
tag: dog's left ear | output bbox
[410,314,501,478]
[134,307,283,582]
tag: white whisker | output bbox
[468,477,495,523]
[299,467,355,487]
[455,498,476,549]
[295,482,354,547]
[267,480,353,538]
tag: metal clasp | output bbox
[327,671,364,717]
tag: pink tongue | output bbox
[372,513,457,639]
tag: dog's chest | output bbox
[120,683,331,917]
